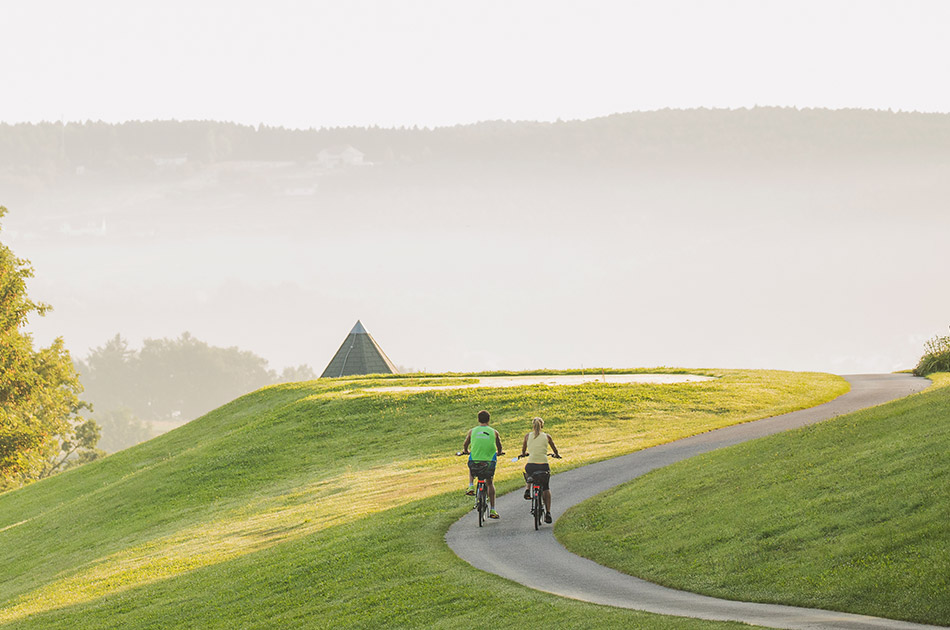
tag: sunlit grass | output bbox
[556,373,949,626]
[0,369,847,628]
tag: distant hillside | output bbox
[4,108,948,378]
[3,108,949,176]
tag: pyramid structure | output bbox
[320,320,398,378]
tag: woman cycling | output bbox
[519,417,560,524]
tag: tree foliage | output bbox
[0,206,99,489]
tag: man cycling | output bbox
[461,410,503,519]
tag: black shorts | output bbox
[524,463,551,491]
[468,459,496,481]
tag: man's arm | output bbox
[461,429,472,452]
[495,431,503,454]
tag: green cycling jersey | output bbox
[469,425,498,461]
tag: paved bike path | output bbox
[446,374,944,630]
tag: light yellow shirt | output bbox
[525,432,549,464]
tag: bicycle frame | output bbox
[470,461,492,527]
[475,476,488,527]
[518,452,559,530]
[525,471,550,530]
[458,451,503,527]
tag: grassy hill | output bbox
[0,369,847,629]
[557,373,949,626]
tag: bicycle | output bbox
[517,453,561,530]
[457,451,502,527]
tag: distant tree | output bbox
[135,332,274,421]
[93,407,153,454]
[76,334,139,414]
[74,337,154,453]
[277,364,317,383]
[78,333,314,445]
[0,206,101,489]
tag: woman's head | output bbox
[532,417,544,437]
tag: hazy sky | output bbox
[4,1,950,378]
[3,1,949,128]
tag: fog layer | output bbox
[3,109,948,374]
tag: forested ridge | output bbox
[3,107,949,175]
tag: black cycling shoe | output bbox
[523,489,531,500]
[544,513,553,524]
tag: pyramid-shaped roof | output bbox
[320,320,398,378]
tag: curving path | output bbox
[446,374,945,630]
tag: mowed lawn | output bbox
[557,373,950,627]
[0,369,847,629]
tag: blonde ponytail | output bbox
[532,417,544,439]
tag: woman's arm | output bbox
[547,434,559,457]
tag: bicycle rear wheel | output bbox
[533,490,542,530]
[477,486,486,527]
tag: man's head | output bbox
[477,410,490,424]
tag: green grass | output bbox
[0,369,847,629]
[556,373,950,626]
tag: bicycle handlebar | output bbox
[457,451,506,456]
[516,453,562,459]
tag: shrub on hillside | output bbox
[914,334,950,376]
